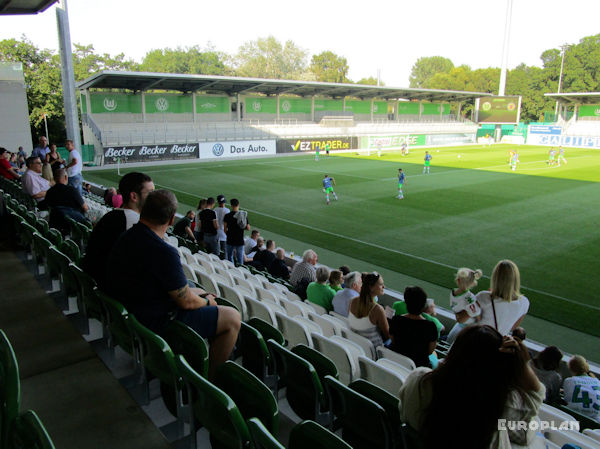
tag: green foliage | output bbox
[355,76,384,86]
[139,45,226,75]
[73,43,138,81]
[409,56,454,88]
[309,51,349,83]
[234,36,308,79]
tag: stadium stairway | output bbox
[0,238,172,449]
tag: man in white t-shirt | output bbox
[65,139,83,195]
[214,194,230,256]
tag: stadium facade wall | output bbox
[0,62,34,152]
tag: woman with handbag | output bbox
[476,259,529,336]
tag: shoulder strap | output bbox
[490,296,499,331]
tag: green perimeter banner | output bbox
[314,99,344,112]
[246,97,277,114]
[361,134,426,149]
[90,92,142,114]
[578,104,600,117]
[196,96,230,114]
[145,94,192,114]
[279,97,312,114]
[397,102,420,115]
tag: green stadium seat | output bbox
[32,233,52,278]
[0,329,20,449]
[45,228,62,248]
[288,420,352,449]
[127,314,185,434]
[214,361,279,435]
[34,218,49,238]
[59,239,80,266]
[161,320,209,379]
[68,264,105,338]
[292,344,339,383]
[247,418,285,449]
[47,247,78,312]
[267,339,330,426]
[239,322,274,386]
[175,354,252,449]
[323,375,395,449]
[8,410,55,449]
[248,318,285,346]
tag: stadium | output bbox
[1,1,599,448]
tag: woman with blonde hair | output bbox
[476,260,529,336]
[41,162,54,184]
[348,272,390,347]
[447,267,483,343]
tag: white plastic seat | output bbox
[214,266,236,285]
[211,272,232,288]
[298,301,317,314]
[306,300,327,315]
[358,356,404,396]
[218,283,249,321]
[196,271,221,296]
[341,329,377,360]
[207,253,221,263]
[262,282,281,293]
[329,311,350,328]
[245,297,277,326]
[325,313,349,331]
[254,273,269,286]
[280,298,304,317]
[308,312,340,337]
[275,312,314,348]
[282,290,301,302]
[221,259,235,269]
[245,276,263,290]
[262,298,287,316]
[164,235,178,247]
[256,287,279,303]
[233,276,256,296]
[183,252,197,266]
[376,346,416,371]
[583,430,600,444]
[376,358,412,382]
[312,333,363,385]
[198,259,216,274]
[539,403,577,428]
[181,263,198,283]
[543,429,600,449]
[179,246,192,256]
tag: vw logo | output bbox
[103,97,117,111]
[281,100,291,112]
[212,143,225,157]
[252,101,261,112]
[155,97,169,112]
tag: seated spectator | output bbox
[268,248,290,280]
[106,190,241,379]
[252,239,276,271]
[104,187,117,207]
[8,152,23,174]
[244,229,260,255]
[563,355,600,423]
[82,172,154,289]
[247,236,264,259]
[306,266,336,312]
[339,265,351,277]
[173,210,196,242]
[328,269,343,292]
[529,346,564,404]
[447,267,482,343]
[392,298,444,337]
[45,168,89,232]
[17,146,27,165]
[476,259,529,335]
[82,183,92,194]
[332,271,361,316]
[348,272,389,347]
[389,286,437,368]
[289,249,318,298]
[399,325,545,449]
[0,148,21,180]
[21,156,51,204]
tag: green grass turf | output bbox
[84,144,600,337]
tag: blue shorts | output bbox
[175,306,219,338]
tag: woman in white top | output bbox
[476,260,529,336]
[348,272,389,347]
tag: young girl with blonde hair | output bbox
[447,267,483,343]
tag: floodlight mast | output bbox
[56,0,81,150]
[495,0,513,142]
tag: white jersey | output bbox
[450,290,481,323]
[563,375,600,421]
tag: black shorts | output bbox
[175,306,218,338]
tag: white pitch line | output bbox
[150,179,600,312]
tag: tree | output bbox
[140,45,226,75]
[309,51,349,83]
[234,36,307,79]
[355,76,384,86]
[72,43,138,81]
[409,56,454,88]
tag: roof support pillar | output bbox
[419,101,423,120]
[192,92,197,124]
[311,96,315,122]
[370,98,374,122]
[457,101,463,119]
[276,94,280,121]
[141,92,146,123]
[236,94,241,122]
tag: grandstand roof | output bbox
[0,0,57,14]
[545,92,600,104]
[77,70,488,102]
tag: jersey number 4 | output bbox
[571,385,600,410]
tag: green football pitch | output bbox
[84,144,600,338]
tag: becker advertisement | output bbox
[103,143,199,164]
[199,140,276,159]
